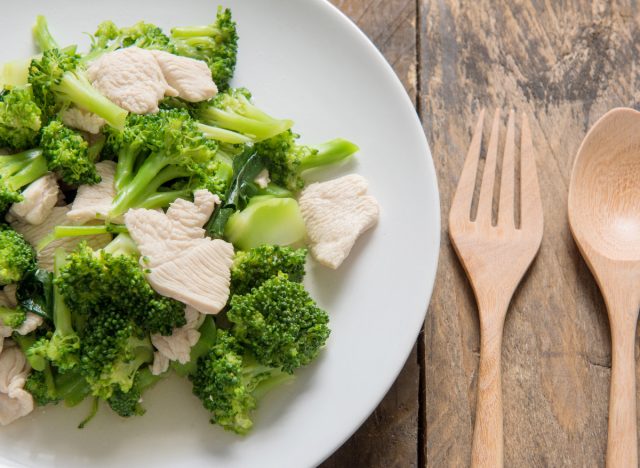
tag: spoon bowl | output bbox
[568,107,640,467]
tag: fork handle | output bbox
[607,314,638,468]
[471,322,505,468]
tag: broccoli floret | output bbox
[197,88,293,142]
[33,15,60,52]
[228,273,330,373]
[28,48,127,129]
[0,148,48,213]
[224,195,306,250]
[0,86,42,150]
[81,319,153,400]
[24,362,60,406]
[107,367,162,417]
[40,119,101,186]
[27,249,80,371]
[190,329,290,434]
[171,7,238,90]
[107,109,225,217]
[88,20,175,60]
[0,224,36,285]
[231,245,307,295]
[255,130,359,192]
[57,241,185,335]
[0,304,26,328]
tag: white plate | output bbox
[0,1,440,467]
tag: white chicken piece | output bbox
[60,107,106,134]
[125,190,234,314]
[0,342,34,426]
[151,351,169,376]
[152,51,218,102]
[299,174,379,269]
[6,174,59,226]
[151,307,204,374]
[87,46,178,114]
[11,206,111,271]
[67,161,118,224]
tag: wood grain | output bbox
[322,1,421,467]
[423,0,640,466]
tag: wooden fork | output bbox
[449,109,544,467]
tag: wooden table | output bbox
[323,1,639,466]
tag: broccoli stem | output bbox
[56,368,90,407]
[109,152,174,217]
[127,165,191,208]
[8,154,49,190]
[78,397,100,429]
[250,368,294,401]
[53,249,73,337]
[298,138,359,172]
[0,149,47,187]
[137,190,191,210]
[53,224,128,239]
[170,25,223,38]
[103,233,139,257]
[53,72,127,130]
[114,146,141,191]
[197,123,252,144]
[33,16,59,52]
[136,367,163,391]
[200,106,293,141]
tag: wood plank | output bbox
[421,1,640,466]
[322,1,421,467]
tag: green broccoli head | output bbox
[26,248,80,372]
[28,48,127,129]
[231,245,307,295]
[171,7,238,90]
[40,119,101,186]
[81,315,153,399]
[56,243,186,336]
[107,367,162,418]
[228,273,330,373]
[0,224,36,285]
[28,48,79,121]
[90,20,175,56]
[0,304,26,328]
[255,131,360,192]
[0,87,42,150]
[107,380,144,417]
[190,329,289,434]
[108,109,224,217]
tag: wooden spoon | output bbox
[568,108,640,467]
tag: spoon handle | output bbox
[607,314,638,468]
[471,318,505,468]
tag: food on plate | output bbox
[299,174,380,269]
[0,6,379,434]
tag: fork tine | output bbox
[498,110,516,228]
[450,108,485,223]
[475,109,501,225]
[519,113,543,230]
